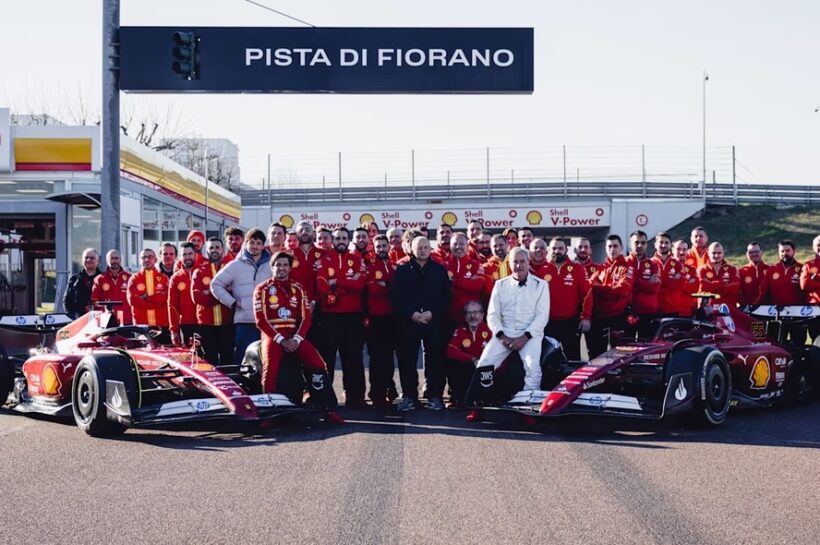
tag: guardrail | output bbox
[240,179,820,207]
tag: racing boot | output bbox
[324,410,346,425]
[466,409,481,422]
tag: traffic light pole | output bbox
[101,0,121,256]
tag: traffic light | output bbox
[172,31,200,80]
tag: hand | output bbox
[281,338,299,353]
[411,312,425,324]
[649,274,661,284]
[509,335,529,351]
[579,319,591,333]
[233,299,242,310]
[420,310,433,323]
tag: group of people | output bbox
[63,219,820,415]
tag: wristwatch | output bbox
[495,331,505,339]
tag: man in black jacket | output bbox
[63,248,102,318]
[389,236,451,411]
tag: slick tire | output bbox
[72,355,127,437]
[693,349,732,426]
[0,352,13,406]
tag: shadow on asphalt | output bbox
[82,398,820,451]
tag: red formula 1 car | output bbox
[465,300,820,426]
[0,306,316,436]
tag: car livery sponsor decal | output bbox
[749,356,770,389]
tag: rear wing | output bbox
[742,305,820,319]
[0,313,73,333]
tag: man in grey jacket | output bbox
[211,228,272,364]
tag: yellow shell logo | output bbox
[203,277,211,286]
[269,295,279,305]
[279,215,294,229]
[462,338,472,348]
[359,213,375,225]
[744,276,752,284]
[441,212,457,226]
[375,271,383,280]
[749,356,770,389]
[526,210,543,225]
[102,283,111,292]
[177,282,187,291]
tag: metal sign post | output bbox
[101,0,121,255]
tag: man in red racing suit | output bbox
[253,251,344,424]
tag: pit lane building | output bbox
[0,107,241,315]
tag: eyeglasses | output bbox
[465,310,484,316]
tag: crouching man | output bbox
[468,248,550,420]
[253,252,344,425]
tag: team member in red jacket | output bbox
[519,227,534,252]
[763,240,806,344]
[697,242,740,309]
[673,240,700,318]
[192,238,234,367]
[222,226,244,263]
[365,235,399,408]
[686,226,711,270]
[290,221,325,308]
[316,226,333,252]
[431,223,453,265]
[168,243,199,346]
[466,220,484,262]
[738,242,769,306]
[92,249,132,325]
[254,252,343,424]
[503,227,519,249]
[800,235,820,342]
[651,232,684,318]
[588,234,634,357]
[175,230,208,271]
[626,230,661,340]
[445,233,486,325]
[353,227,375,264]
[316,227,368,407]
[386,228,406,264]
[483,234,511,305]
[446,300,491,407]
[528,238,551,279]
[127,248,171,345]
[540,237,592,360]
[477,232,493,261]
[574,237,601,280]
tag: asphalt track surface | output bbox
[2,372,819,545]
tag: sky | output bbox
[1,0,819,188]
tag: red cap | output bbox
[187,230,205,242]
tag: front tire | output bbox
[72,356,126,437]
[694,350,732,426]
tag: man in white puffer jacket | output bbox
[211,228,272,364]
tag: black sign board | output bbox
[119,27,534,94]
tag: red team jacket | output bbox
[763,261,804,306]
[168,268,197,333]
[366,257,397,316]
[316,250,367,313]
[800,256,820,304]
[627,255,661,314]
[738,262,769,306]
[445,255,486,323]
[591,255,635,318]
[698,262,740,308]
[540,261,593,321]
[127,268,170,327]
[290,245,326,305]
[651,255,684,315]
[446,322,492,363]
[91,269,132,325]
[673,262,700,317]
[191,261,233,326]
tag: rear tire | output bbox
[72,355,126,437]
[694,350,732,426]
[0,352,13,405]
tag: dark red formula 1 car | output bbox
[0,306,319,436]
[465,300,820,426]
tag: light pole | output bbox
[702,71,709,199]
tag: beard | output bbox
[335,243,347,253]
[480,248,492,257]
[299,234,313,244]
[553,253,567,264]
[377,251,389,260]
[782,256,795,266]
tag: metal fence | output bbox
[238,145,819,206]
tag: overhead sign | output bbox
[120,27,534,94]
[271,206,609,231]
